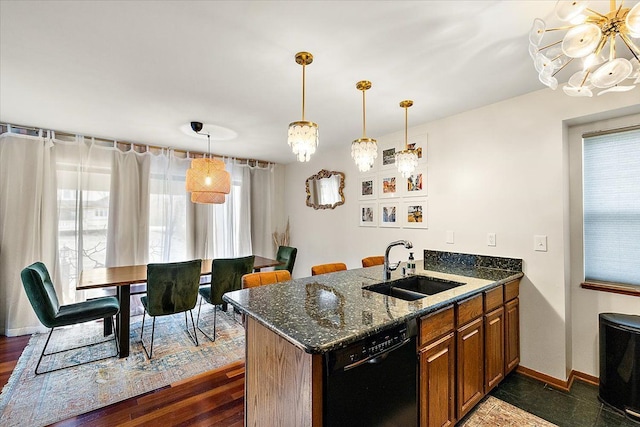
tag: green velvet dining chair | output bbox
[21,261,120,375]
[274,246,297,274]
[197,255,254,341]
[140,259,202,359]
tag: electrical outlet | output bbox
[446,230,454,244]
[534,235,547,252]
[487,233,496,247]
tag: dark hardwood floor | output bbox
[0,335,244,426]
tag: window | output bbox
[583,128,640,287]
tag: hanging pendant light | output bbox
[288,52,319,162]
[185,121,230,204]
[351,80,378,172]
[395,100,418,178]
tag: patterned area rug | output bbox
[462,395,558,427]
[0,305,244,427]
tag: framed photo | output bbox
[379,140,401,170]
[379,202,400,228]
[359,203,377,227]
[403,167,427,197]
[402,198,428,229]
[358,175,377,200]
[379,172,400,199]
[407,133,427,164]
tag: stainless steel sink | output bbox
[363,275,465,301]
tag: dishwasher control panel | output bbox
[326,321,416,373]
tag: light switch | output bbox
[487,233,496,247]
[534,235,547,252]
[446,230,454,244]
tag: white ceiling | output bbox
[0,1,634,164]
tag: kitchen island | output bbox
[223,250,523,426]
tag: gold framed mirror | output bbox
[305,169,345,210]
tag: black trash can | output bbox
[599,312,640,422]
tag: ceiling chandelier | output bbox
[288,52,319,162]
[529,0,640,97]
[351,80,378,172]
[185,121,230,204]
[395,100,419,179]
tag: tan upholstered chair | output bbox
[361,256,385,268]
[242,270,291,289]
[311,263,347,276]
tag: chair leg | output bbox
[103,316,113,336]
[112,315,119,355]
[35,322,119,375]
[196,297,217,342]
[140,312,156,359]
[184,310,199,347]
[35,327,55,375]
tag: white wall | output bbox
[282,85,639,380]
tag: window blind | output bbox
[583,128,640,286]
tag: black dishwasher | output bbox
[323,319,418,427]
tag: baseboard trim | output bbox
[515,366,599,392]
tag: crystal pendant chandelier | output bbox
[185,121,230,204]
[351,80,378,172]
[288,52,319,162]
[395,100,419,179]
[529,0,640,97]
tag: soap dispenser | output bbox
[407,252,415,275]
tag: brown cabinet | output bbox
[418,306,455,427]
[419,332,455,427]
[456,316,484,419]
[418,278,521,426]
[504,297,520,374]
[504,279,520,374]
[484,306,505,392]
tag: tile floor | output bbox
[491,372,639,427]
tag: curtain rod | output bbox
[0,122,275,167]
[583,124,640,139]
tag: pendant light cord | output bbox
[362,89,367,138]
[301,63,306,121]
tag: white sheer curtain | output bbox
[249,163,276,258]
[211,159,252,258]
[0,133,59,336]
[105,148,150,267]
[149,150,191,263]
[185,158,276,260]
[55,136,115,302]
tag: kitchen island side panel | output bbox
[245,317,323,427]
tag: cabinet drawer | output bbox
[504,279,520,302]
[484,285,503,312]
[419,305,454,348]
[456,294,483,326]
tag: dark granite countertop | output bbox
[223,251,523,355]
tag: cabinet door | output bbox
[484,307,505,392]
[456,317,484,419]
[505,297,520,374]
[420,332,455,427]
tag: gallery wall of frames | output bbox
[358,135,427,229]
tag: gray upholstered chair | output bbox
[197,255,254,341]
[274,246,297,274]
[140,259,202,358]
[21,261,120,374]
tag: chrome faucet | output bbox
[383,240,413,280]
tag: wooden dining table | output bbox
[77,256,281,357]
